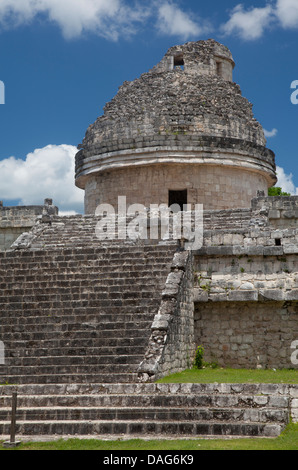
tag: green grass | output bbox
[156,367,298,384]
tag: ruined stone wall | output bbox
[0,200,58,251]
[195,301,298,369]
[84,163,268,214]
[138,251,195,382]
[193,195,298,370]
[0,204,43,252]
[77,67,266,164]
[151,39,235,81]
[251,195,298,229]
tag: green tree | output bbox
[268,187,291,196]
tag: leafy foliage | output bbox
[268,187,291,196]
[193,345,204,369]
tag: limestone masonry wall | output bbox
[195,301,298,369]
[193,196,298,370]
[84,162,269,214]
[0,199,58,251]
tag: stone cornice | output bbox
[75,142,276,189]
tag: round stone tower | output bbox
[75,39,276,214]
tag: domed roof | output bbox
[75,39,276,189]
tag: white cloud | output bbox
[156,1,209,39]
[222,1,298,40]
[275,0,298,29]
[0,0,38,26]
[222,4,275,40]
[2,0,298,42]
[276,166,298,195]
[0,0,207,41]
[264,128,278,138]
[0,0,150,40]
[0,144,84,213]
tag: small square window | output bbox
[174,53,184,69]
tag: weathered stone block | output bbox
[193,288,208,302]
[258,289,285,301]
[283,245,298,254]
[263,246,284,256]
[228,290,258,301]
[268,210,281,219]
[286,290,298,300]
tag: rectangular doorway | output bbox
[168,189,187,211]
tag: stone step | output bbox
[0,268,172,280]
[0,374,138,384]
[4,337,147,350]
[2,354,144,366]
[0,392,290,416]
[0,406,288,424]
[1,360,141,372]
[0,320,152,332]
[0,390,290,409]
[0,313,154,323]
[0,286,165,297]
[0,382,291,395]
[0,311,157,322]
[4,393,288,410]
[0,287,163,296]
[1,328,151,341]
[0,364,141,384]
[0,383,290,438]
[4,346,146,358]
[1,261,170,269]
[0,419,284,438]
[3,246,177,258]
[0,305,158,316]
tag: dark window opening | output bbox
[169,190,187,212]
[174,53,184,70]
[275,238,281,246]
[216,61,222,77]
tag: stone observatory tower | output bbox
[75,39,277,214]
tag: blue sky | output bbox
[0,0,298,214]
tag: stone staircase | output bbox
[203,208,253,231]
[0,243,177,385]
[0,383,290,440]
[0,213,292,441]
[10,214,178,252]
[7,210,253,253]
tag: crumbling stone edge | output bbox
[8,199,58,252]
[138,249,195,382]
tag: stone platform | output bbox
[0,383,296,441]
